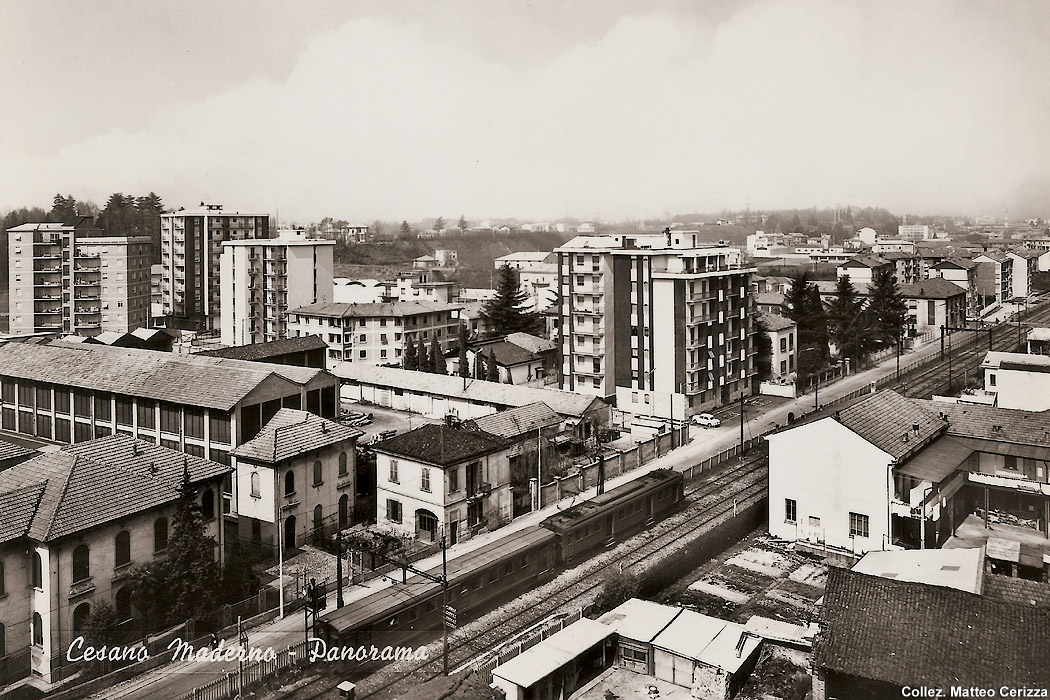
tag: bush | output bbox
[592,570,641,615]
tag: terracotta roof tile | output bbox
[835,390,946,459]
[372,423,508,467]
[231,408,362,463]
[466,403,561,439]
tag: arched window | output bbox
[31,552,42,588]
[154,517,168,553]
[115,586,132,621]
[313,504,323,533]
[201,489,215,520]
[0,559,5,596]
[115,531,131,567]
[31,613,42,646]
[0,621,6,657]
[338,494,349,530]
[72,603,90,635]
[284,470,295,496]
[284,515,296,549]
[338,452,348,477]
[250,472,261,498]
[313,461,323,486]
[72,545,90,582]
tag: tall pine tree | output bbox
[481,265,538,336]
[866,268,909,349]
[431,336,447,374]
[485,348,500,382]
[165,464,218,624]
[785,274,829,379]
[456,324,470,378]
[827,275,870,365]
[403,336,418,370]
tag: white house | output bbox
[981,351,1050,411]
[759,311,796,379]
[767,391,948,555]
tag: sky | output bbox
[2,0,1050,224]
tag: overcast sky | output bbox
[2,0,1049,223]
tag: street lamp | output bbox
[799,347,821,411]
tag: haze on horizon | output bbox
[2,0,1049,224]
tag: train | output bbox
[315,468,684,653]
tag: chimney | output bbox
[150,462,157,474]
[132,442,140,457]
[912,422,920,435]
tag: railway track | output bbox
[286,452,769,700]
[885,302,1050,400]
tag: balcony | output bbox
[467,482,492,501]
[34,293,61,300]
[74,279,100,288]
[574,325,604,337]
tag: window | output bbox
[72,603,91,636]
[448,468,458,492]
[250,472,261,498]
[387,499,402,524]
[55,390,70,414]
[785,499,797,524]
[201,489,215,520]
[421,468,431,493]
[209,412,232,444]
[94,393,111,421]
[0,382,13,405]
[389,459,399,484]
[73,391,91,418]
[338,452,348,477]
[185,407,204,439]
[116,397,134,426]
[849,512,869,538]
[989,373,997,387]
[72,544,90,582]
[115,587,132,622]
[313,460,323,486]
[115,531,131,567]
[285,470,295,496]
[313,504,323,533]
[32,613,42,646]
[31,552,42,588]
[780,337,787,353]
[36,385,51,410]
[154,517,168,552]
[1004,455,1018,471]
[137,400,155,429]
[160,403,180,433]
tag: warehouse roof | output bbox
[334,364,606,418]
[290,301,462,318]
[0,341,328,411]
[0,435,231,543]
[198,335,328,361]
[232,409,362,463]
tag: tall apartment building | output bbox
[897,224,931,242]
[288,301,464,370]
[8,219,150,337]
[555,232,757,418]
[159,204,270,330]
[218,229,334,346]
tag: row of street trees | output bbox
[785,269,908,380]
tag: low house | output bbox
[490,619,614,700]
[813,567,1050,699]
[929,258,979,316]
[755,292,788,317]
[1028,327,1050,355]
[897,278,967,335]
[837,255,893,287]
[372,421,513,544]
[981,351,1050,411]
[231,409,362,555]
[0,436,232,685]
[758,311,796,380]
[450,333,558,386]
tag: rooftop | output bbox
[231,409,363,464]
[840,255,890,268]
[1028,327,1050,342]
[918,398,1050,448]
[0,341,328,411]
[290,301,463,318]
[198,335,328,361]
[371,423,508,467]
[334,364,605,418]
[597,598,680,643]
[466,402,561,439]
[757,310,795,332]
[932,258,977,270]
[815,567,1050,688]
[491,618,613,689]
[0,435,231,543]
[898,278,968,300]
[835,390,946,460]
[981,350,1050,373]
[852,548,984,593]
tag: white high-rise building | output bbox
[897,224,931,242]
[159,204,270,330]
[555,231,757,418]
[219,229,334,346]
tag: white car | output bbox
[693,412,721,428]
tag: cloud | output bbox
[3,1,1049,221]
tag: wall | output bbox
[986,367,1050,411]
[767,418,893,554]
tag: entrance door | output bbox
[806,515,822,543]
[284,514,297,550]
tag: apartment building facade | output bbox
[555,232,757,419]
[288,301,464,370]
[219,230,334,346]
[8,220,150,337]
[159,204,270,330]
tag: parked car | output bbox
[692,412,721,428]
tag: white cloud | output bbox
[3,1,1049,221]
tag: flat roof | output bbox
[853,548,984,594]
[491,618,613,688]
[894,436,973,482]
[597,598,681,643]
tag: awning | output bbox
[895,437,974,482]
[491,619,613,688]
[952,437,1050,462]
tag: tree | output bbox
[371,219,384,239]
[80,601,123,672]
[485,348,499,382]
[790,213,802,232]
[399,220,413,240]
[433,216,444,233]
[431,336,447,374]
[165,465,219,625]
[866,267,909,349]
[219,541,259,605]
[472,349,484,379]
[457,215,468,233]
[50,194,78,222]
[827,275,871,365]
[456,324,470,378]
[128,562,170,631]
[480,265,538,336]
[754,314,773,381]
[403,336,418,371]
[593,570,641,614]
[785,274,829,379]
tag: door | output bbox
[806,515,822,543]
[284,514,297,550]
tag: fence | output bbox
[175,639,313,700]
[458,608,586,679]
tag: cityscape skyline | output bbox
[3,1,1050,223]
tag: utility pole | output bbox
[536,426,542,511]
[739,393,746,455]
[335,531,344,609]
[442,535,449,677]
[237,616,247,698]
[947,329,953,393]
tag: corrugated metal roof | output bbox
[0,342,326,411]
[895,436,974,482]
[231,408,362,463]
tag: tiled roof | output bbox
[898,278,968,300]
[505,332,556,354]
[290,301,462,318]
[334,364,605,418]
[755,292,786,307]
[199,335,328,361]
[0,342,327,411]
[916,399,1050,448]
[982,573,1050,608]
[756,310,795,332]
[816,568,1050,688]
[372,423,508,467]
[0,438,35,464]
[466,402,562,439]
[975,251,1010,263]
[841,255,890,268]
[1008,247,1042,260]
[835,390,946,459]
[933,258,977,269]
[0,435,232,543]
[231,408,362,463]
[468,340,543,367]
